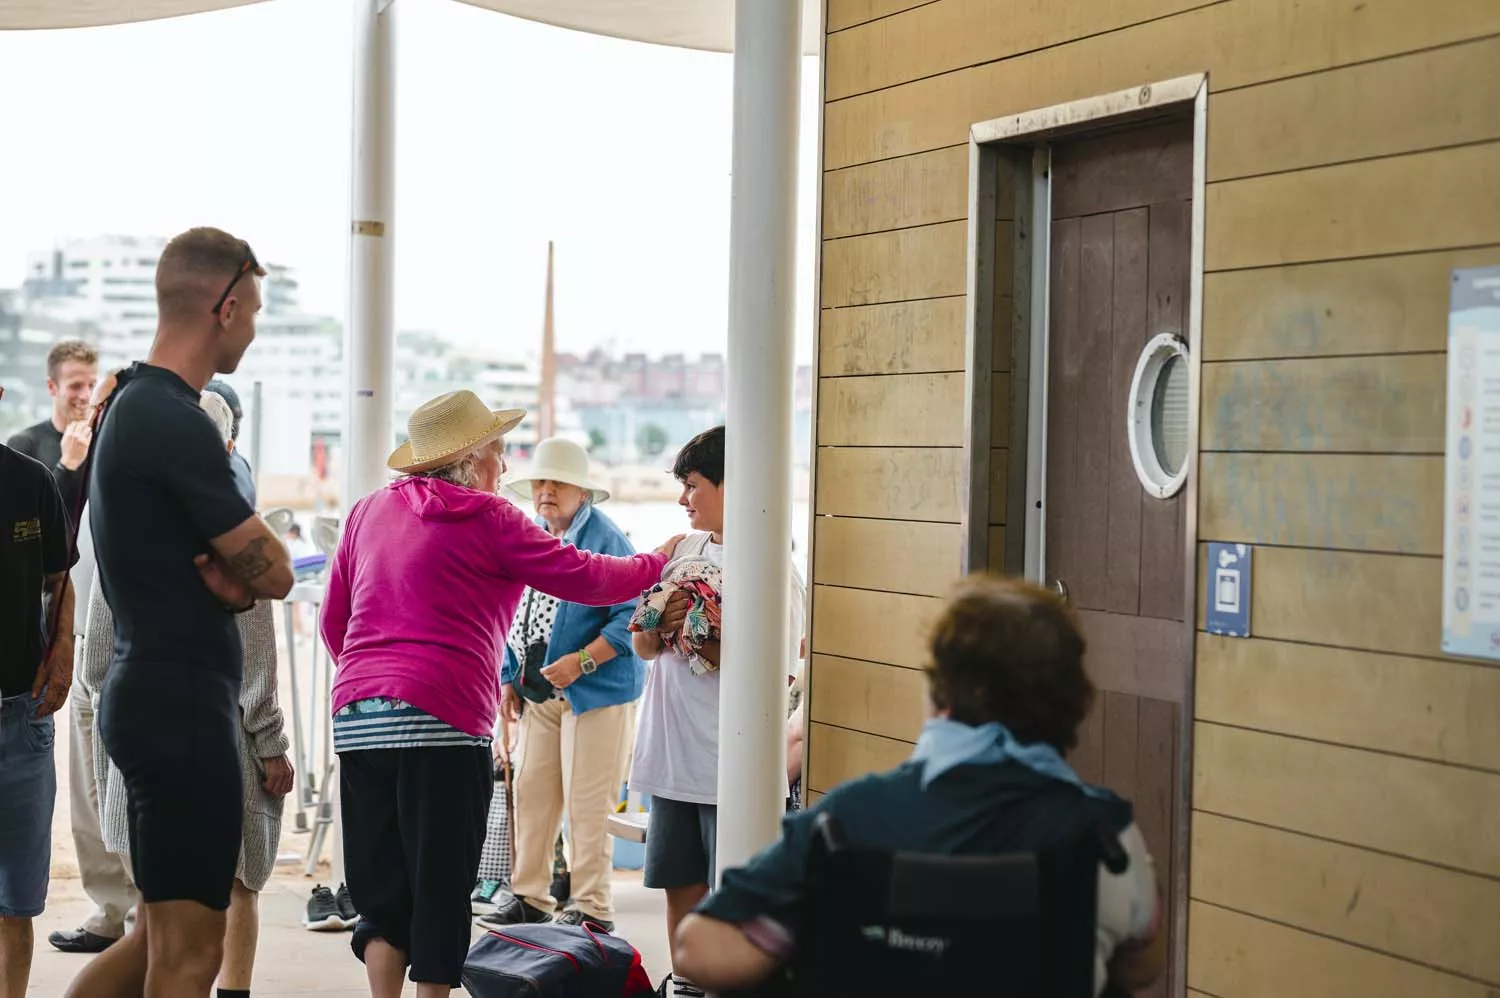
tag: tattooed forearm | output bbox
[227,537,276,582]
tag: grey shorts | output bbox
[643,797,717,890]
[0,693,56,918]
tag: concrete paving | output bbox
[30,870,671,996]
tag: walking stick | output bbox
[499,708,518,876]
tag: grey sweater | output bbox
[82,581,290,891]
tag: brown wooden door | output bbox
[1043,117,1192,998]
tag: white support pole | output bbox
[345,0,396,505]
[324,0,395,885]
[716,0,802,879]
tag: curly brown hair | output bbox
[925,575,1094,753]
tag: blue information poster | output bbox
[1205,542,1251,638]
[1442,266,1500,660]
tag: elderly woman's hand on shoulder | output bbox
[655,534,686,557]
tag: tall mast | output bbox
[538,240,556,442]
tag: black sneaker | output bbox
[470,879,506,916]
[334,883,358,928]
[303,884,343,931]
[554,907,614,933]
[476,892,551,930]
[549,871,570,907]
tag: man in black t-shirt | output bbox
[66,227,294,998]
[0,401,78,998]
[6,339,99,528]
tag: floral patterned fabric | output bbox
[628,556,723,676]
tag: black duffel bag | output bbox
[462,923,653,998]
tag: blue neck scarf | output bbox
[910,717,1105,797]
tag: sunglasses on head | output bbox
[210,242,261,316]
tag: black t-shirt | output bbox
[89,363,256,681]
[0,444,77,696]
[7,419,86,528]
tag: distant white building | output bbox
[20,234,301,371]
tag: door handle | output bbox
[1051,578,1070,604]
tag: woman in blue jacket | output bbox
[479,437,644,934]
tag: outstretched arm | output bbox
[500,503,677,606]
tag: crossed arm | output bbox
[200,517,295,607]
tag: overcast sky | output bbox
[0,0,821,360]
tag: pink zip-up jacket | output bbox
[323,476,670,737]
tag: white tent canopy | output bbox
[0,0,821,52]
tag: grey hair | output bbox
[411,442,490,491]
[199,391,235,446]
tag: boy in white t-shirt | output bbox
[629,426,804,998]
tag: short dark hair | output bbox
[925,575,1094,753]
[672,425,724,486]
[204,379,243,440]
[156,226,264,319]
[47,339,98,381]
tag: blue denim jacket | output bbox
[500,503,646,714]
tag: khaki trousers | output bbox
[510,698,634,920]
[68,658,138,937]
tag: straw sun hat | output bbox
[505,436,611,504]
[387,390,526,474]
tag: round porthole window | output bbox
[1127,332,1190,499]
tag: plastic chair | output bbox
[311,514,341,556]
[262,506,296,536]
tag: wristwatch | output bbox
[578,647,597,675]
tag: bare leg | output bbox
[415,985,452,998]
[64,900,149,998]
[665,884,710,973]
[363,938,407,998]
[0,916,34,998]
[218,880,258,991]
[143,900,225,998]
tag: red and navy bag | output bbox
[462,923,653,998]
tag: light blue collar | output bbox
[534,501,594,547]
[910,717,1105,797]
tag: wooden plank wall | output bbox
[808,0,1500,993]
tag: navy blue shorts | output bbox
[0,693,56,918]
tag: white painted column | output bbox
[328,0,396,887]
[716,0,803,878]
[345,0,396,504]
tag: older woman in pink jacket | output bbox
[321,390,677,998]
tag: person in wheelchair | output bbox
[673,576,1165,996]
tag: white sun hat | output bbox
[387,390,526,474]
[505,436,611,504]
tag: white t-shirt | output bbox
[1094,822,1159,994]
[629,532,806,805]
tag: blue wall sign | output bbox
[1205,542,1252,638]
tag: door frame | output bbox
[957,74,1207,996]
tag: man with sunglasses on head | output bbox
[67,227,294,998]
